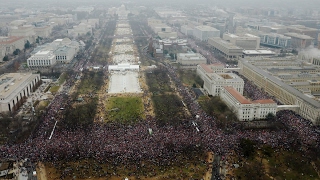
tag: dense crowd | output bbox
[0,61,319,169]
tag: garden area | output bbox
[105,97,144,124]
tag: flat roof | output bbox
[243,49,276,55]
[240,59,320,107]
[0,73,38,100]
[284,33,314,40]
[195,25,219,31]
[209,37,243,49]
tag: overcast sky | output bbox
[1,0,320,9]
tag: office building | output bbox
[0,73,41,112]
[177,53,207,66]
[27,51,56,68]
[220,86,277,121]
[208,37,243,60]
[259,33,291,48]
[284,33,314,49]
[223,33,260,50]
[193,26,220,41]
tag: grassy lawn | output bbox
[58,72,67,85]
[234,148,320,180]
[77,70,104,95]
[105,97,144,124]
[177,69,203,87]
[49,86,60,93]
[37,100,50,111]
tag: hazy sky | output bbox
[1,0,320,9]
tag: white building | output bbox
[220,86,277,121]
[196,63,225,79]
[177,53,207,66]
[27,51,56,68]
[54,46,76,63]
[208,37,243,60]
[180,25,194,36]
[203,73,244,96]
[0,73,41,112]
[67,23,93,37]
[193,26,220,41]
[223,33,260,50]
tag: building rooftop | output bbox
[209,37,243,49]
[224,86,251,104]
[240,59,320,107]
[284,33,314,40]
[0,73,38,100]
[243,49,276,55]
[195,26,219,32]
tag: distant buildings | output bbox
[9,25,36,44]
[284,32,314,49]
[0,36,25,61]
[193,26,220,41]
[223,33,260,50]
[259,33,291,48]
[0,73,41,113]
[147,19,177,39]
[177,53,207,66]
[208,37,243,60]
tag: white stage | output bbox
[108,71,141,94]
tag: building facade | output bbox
[259,33,291,48]
[27,51,56,68]
[177,53,207,66]
[0,73,41,112]
[193,26,220,41]
[203,73,244,96]
[208,37,243,60]
[54,46,76,63]
[223,33,260,50]
[220,86,277,121]
[284,33,314,49]
[238,59,320,124]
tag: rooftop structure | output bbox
[223,33,260,50]
[220,86,277,121]
[193,26,220,41]
[208,37,243,60]
[0,73,40,112]
[176,53,207,66]
[239,58,320,124]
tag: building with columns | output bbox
[0,73,41,112]
[27,51,56,68]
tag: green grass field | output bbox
[105,97,144,124]
[49,86,60,93]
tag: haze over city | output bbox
[0,0,319,179]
